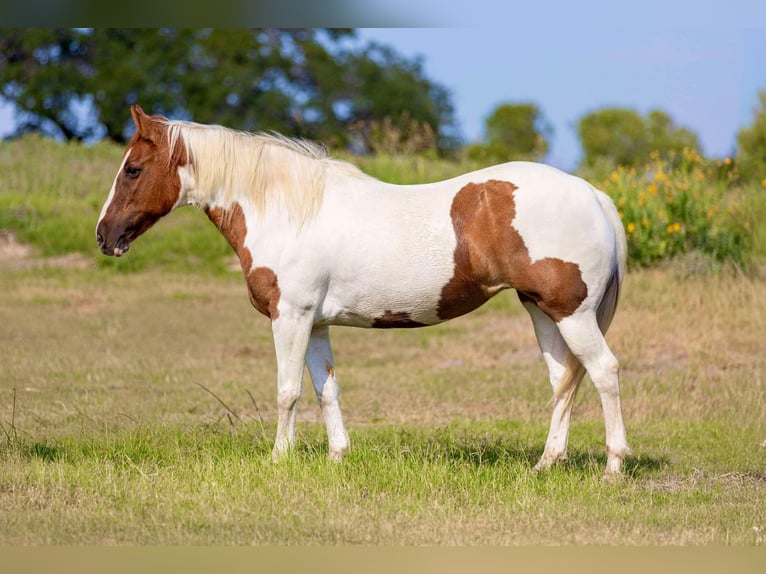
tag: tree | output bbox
[646,110,699,159]
[577,107,700,169]
[345,42,457,153]
[0,29,96,141]
[0,28,457,152]
[177,29,354,145]
[467,102,552,163]
[90,29,199,142]
[736,90,766,181]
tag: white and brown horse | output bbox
[97,105,630,474]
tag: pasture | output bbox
[0,136,764,544]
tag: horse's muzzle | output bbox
[96,229,131,257]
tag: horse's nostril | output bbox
[97,232,104,247]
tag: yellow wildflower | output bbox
[627,222,636,233]
[647,184,658,195]
[666,223,682,234]
[724,157,732,165]
[610,171,620,183]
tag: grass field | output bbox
[0,263,764,544]
[0,136,764,545]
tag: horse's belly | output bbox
[319,280,447,328]
[316,266,509,329]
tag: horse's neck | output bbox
[203,203,247,256]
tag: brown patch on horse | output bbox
[438,179,587,323]
[248,267,281,320]
[325,360,335,378]
[205,203,281,320]
[372,311,427,329]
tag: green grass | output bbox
[0,266,764,545]
[1,420,763,545]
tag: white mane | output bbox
[164,119,371,225]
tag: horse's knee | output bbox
[277,387,302,411]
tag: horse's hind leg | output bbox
[522,300,586,472]
[305,326,350,461]
[555,310,630,475]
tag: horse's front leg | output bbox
[270,309,314,462]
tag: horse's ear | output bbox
[130,104,163,142]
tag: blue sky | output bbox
[1,3,765,170]
[356,21,765,169]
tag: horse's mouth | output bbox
[111,236,131,257]
[113,243,130,257]
[97,233,131,257]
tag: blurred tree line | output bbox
[0,28,457,152]
[1,28,764,179]
[477,98,765,181]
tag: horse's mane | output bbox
[164,119,371,225]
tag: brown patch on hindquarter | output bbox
[205,204,281,320]
[438,180,587,322]
[372,310,427,329]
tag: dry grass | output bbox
[0,263,764,544]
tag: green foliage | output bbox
[0,29,94,140]
[336,146,483,183]
[736,90,766,182]
[347,42,458,154]
[577,107,700,169]
[467,102,552,163]
[601,149,755,269]
[90,29,200,142]
[0,29,457,152]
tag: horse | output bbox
[96,105,631,475]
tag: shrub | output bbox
[601,149,755,269]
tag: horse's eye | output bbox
[125,165,142,179]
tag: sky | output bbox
[354,23,765,169]
[1,3,765,171]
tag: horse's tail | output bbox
[553,189,626,401]
[593,188,627,333]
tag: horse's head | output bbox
[96,105,187,257]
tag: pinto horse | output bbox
[97,105,630,475]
